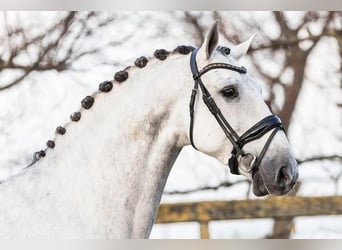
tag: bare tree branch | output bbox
[273,11,295,37]
[0,11,118,92]
[297,155,342,164]
[182,12,205,46]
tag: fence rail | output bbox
[155,196,342,238]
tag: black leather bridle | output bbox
[189,47,284,175]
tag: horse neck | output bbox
[38,54,191,238]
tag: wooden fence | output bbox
[155,196,342,238]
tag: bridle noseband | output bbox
[189,48,284,175]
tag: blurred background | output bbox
[0,11,341,238]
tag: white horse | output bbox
[0,21,298,238]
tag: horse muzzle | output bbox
[251,154,299,196]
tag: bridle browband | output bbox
[189,48,284,175]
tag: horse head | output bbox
[186,21,298,196]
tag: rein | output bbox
[189,48,284,175]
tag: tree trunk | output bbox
[279,47,308,131]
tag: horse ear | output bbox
[231,34,257,60]
[197,20,220,61]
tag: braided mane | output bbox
[27,45,195,168]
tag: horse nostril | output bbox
[277,166,292,188]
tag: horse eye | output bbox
[221,86,238,99]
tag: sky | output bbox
[0,11,341,239]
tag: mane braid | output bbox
[24,45,195,169]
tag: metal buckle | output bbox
[239,152,257,175]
